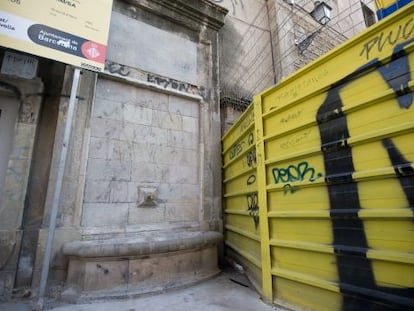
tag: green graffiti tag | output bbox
[272,162,322,185]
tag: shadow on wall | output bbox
[219,18,252,101]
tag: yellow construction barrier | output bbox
[222,3,414,310]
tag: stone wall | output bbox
[268,0,377,81]
[216,0,275,100]
[83,79,201,227]
[0,75,43,295]
[30,0,227,297]
[214,0,276,134]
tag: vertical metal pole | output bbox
[254,94,273,303]
[36,67,81,311]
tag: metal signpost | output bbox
[36,67,81,310]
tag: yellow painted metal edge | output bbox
[224,189,258,198]
[367,249,414,265]
[265,162,413,193]
[224,209,252,216]
[266,179,326,193]
[262,81,414,144]
[268,209,414,219]
[223,143,256,169]
[264,147,321,167]
[223,167,256,183]
[225,240,262,268]
[346,121,414,147]
[254,94,273,303]
[265,171,407,193]
[263,123,315,143]
[270,239,334,254]
[352,166,412,180]
[225,224,261,242]
[222,123,255,156]
[271,268,340,293]
[261,47,414,121]
[222,104,254,142]
[270,239,414,264]
[263,121,413,170]
[358,208,414,219]
[268,210,330,218]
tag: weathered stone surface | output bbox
[64,231,221,257]
[88,137,109,160]
[31,228,81,287]
[0,231,21,279]
[128,248,216,290]
[84,77,202,228]
[169,96,199,118]
[83,260,129,291]
[165,203,199,222]
[86,159,131,181]
[82,203,129,227]
[128,204,165,224]
[0,0,227,297]
[63,231,222,297]
[108,11,198,84]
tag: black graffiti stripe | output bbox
[317,39,414,311]
[382,138,414,210]
[341,286,414,310]
[377,38,414,109]
[318,85,376,295]
[318,87,414,311]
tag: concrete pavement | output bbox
[0,270,285,311]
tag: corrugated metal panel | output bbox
[223,3,414,310]
[222,105,263,290]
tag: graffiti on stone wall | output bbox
[104,60,209,100]
[317,37,414,310]
[147,74,191,92]
[105,61,130,76]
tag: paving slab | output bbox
[0,270,286,311]
[0,303,32,311]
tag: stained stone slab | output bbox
[63,231,221,258]
[62,231,222,298]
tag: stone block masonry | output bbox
[62,231,222,299]
[82,78,201,228]
[0,0,228,300]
